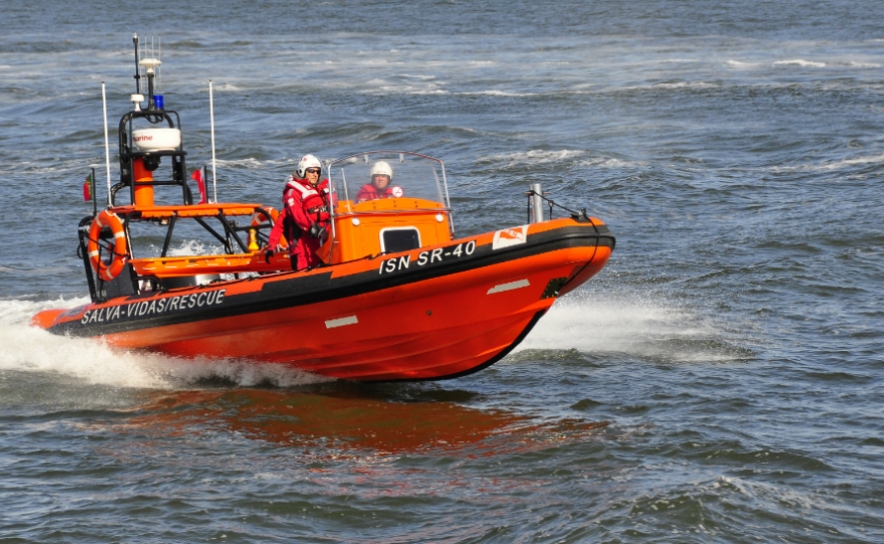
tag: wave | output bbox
[196,82,245,93]
[816,153,884,171]
[361,86,537,97]
[477,149,587,165]
[476,149,646,170]
[601,81,722,93]
[726,59,760,68]
[768,153,884,173]
[212,157,282,168]
[728,59,871,70]
[461,90,535,97]
[652,81,720,90]
[360,86,451,96]
[579,157,646,169]
[773,59,826,68]
[847,61,882,68]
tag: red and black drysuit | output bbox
[267,175,330,271]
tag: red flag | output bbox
[191,168,208,204]
[83,173,93,201]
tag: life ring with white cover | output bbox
[87,210,129,281]
[250,205,288,249]
[250,205,279,227]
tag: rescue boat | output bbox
[31,36,615,382]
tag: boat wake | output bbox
[2,289,748,391]
[0,298,328,390]
[519,289,752,363]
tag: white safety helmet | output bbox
[296,154,322,177]
[370,161,393,180]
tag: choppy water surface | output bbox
[1,1,883,542]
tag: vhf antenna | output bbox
[130,33,163,112]
[131,34,145,111]
[133,33,141,94]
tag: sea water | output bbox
[1,1,883,542]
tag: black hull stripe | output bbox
[51,225,614,337]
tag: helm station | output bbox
[32,36,616,382]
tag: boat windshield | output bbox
[327,151,450,213]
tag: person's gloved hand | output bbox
[308,223,326,239]
[263,248,274,263]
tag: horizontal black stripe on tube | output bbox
[51,224,613,337]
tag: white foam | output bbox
[403,89,450,96]
[360,83,449,95]
[462,90,534,97]
[151,356,330,388]
[518,290,733,362]
[0,297,167,388]
[0,298,328,390]
[578,157,646,169]
[844,60,882,68]
[212,157,267,168]
[769,153,884,173]
[479,149,586,165]
[773,59,826,68]
[135,239,226,258]
[299,60,339,67]
[477,149,646,170]
[820,153,884,171]
[838,153,884,166]
[726,59,760,68]
[200,82,242,93]
[709,475,823,511]
[653,81,719,90]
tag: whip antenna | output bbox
[133,33,140,94]
[102,82,112,206]
[209,79,217,203]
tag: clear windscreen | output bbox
[327,152,449,211]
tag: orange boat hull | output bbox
[34,218,614,381]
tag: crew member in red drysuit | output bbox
[265,154,330,271]
[356,160,403,203]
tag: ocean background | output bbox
[2,0,883,542]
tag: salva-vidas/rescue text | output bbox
[80,289,226,324]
